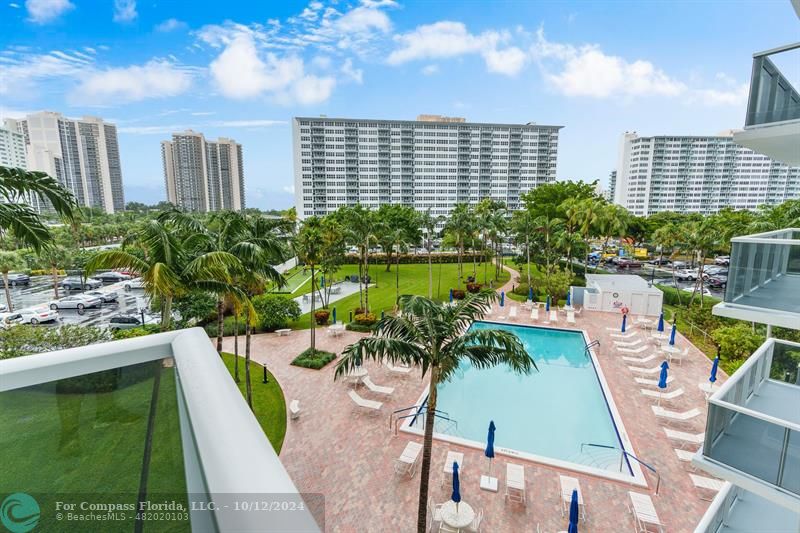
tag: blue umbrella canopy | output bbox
[449,288,453,302]
[566,291,571,306]
[451,462,461,504]
[500,291,505,307]
[546,295,551,311]
[657,312,665,332]
[485,421,496,459]
[658,361,670,389]
[569,489,580,528]
[669,322,677,345]
[332,307,337,324]
[528,287,534,301]
[710,356,720,383]
[621,314,627,333]
[568,523,578,533]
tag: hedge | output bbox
[291,348,336,370]
[341,252,486,265]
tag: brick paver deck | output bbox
[221,269,723,532]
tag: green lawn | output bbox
[221,352,287,453]
[287,261,510,329]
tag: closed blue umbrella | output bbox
[669,322,677,345]
[485,421,496,475]
[451,462,461,504]
[332,307,337,324]
[566,291,571,306]
[621,314,627,333]
[709,356,720,383]
[546,295,551,311]
[658,361,670,389]
[528,287,533,301]
[569,489,580,529]
[500,291,505,307]
[568,523,578,533]
[449,288,453,303]
[657,312,664,332]
[321,275,325,289]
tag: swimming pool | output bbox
[404,321,645,484]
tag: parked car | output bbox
[682,286,713,297]
[85,290,119,303]
[675,268,699,281]
[707,275,728,289]
[124,278,145,291]
[0,273,31,287]
[16,307,60,325]
[0,312,22,328]
[617,258,642,269]
[671,260,687,269]
[714,256,730,266]
[108,314,157,330]
[49,294,102,311]
[60,277,102,291]
[93,271,132,283]
[649,258,672,266]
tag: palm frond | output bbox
[0,202,52,251]
[335,337,427,379]
[85,250,149,277]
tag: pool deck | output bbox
[221,270,725,532]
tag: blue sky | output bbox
[2,0,798,209]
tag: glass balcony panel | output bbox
[746,45,800,127]
[782,430,800,494]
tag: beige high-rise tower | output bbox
[162,131,245,212]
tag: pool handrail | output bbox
[580,443,660,494]
[584,340,600,358]
[393,406,457,436]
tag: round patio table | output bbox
[345,366,368,383]
[440,500,475,530]
[661,345,680,354]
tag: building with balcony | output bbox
[292,115,562,220]
[612,131,800,216]
[692,229,800,533]
[0,124,27,169]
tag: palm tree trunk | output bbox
[427,244,433,299]
[2,272,12,312]
[417,368,439,533]
[310,264,316,351]
[526,234,531,287]
[52,265,60,299]
[386,247,392,272]
[161,295,173,329]
[216,296,224,354]
[234,312,240,382]
[245,306,253,409]
[471,237,477,276]
[364,241,370,312]
[358,259,364,310]
[396,251,400,306]
[483,231,488,285]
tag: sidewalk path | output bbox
[293,281,366,315]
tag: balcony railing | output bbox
[697,337,800,508]
[694,482,800,533]
[714,228,800,329]
[745,43,800,127]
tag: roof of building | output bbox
[585,274,663,294]
[294,116,563,129]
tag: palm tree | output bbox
[652,223,681,296]
[573,198,603,276]
[295,217,323,352]
[0,166,77,252]
[444,204,472,288]
[39,245,71,299]
[420,209,439,299]
[487,208,507,281]
[334,292,537,533]
[597,204,631,258]
[682,219,719,307]
[344,205,377,312]
[511,210,534,287]
[0,250,25,311]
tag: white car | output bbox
[674,268,699,281]
[16,307,60,325]
[50,294,102,311]
[0,312,23,328]
[124,278,145,291]
[682,286,713,297]
[86,290,119,303]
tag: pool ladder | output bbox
[580,443,660,494]
[584,340,600,358]
[390,405,458,436]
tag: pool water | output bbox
[427,322,629,474]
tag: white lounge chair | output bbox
[623,353,659,363]
[635,376,675,387]
[640,387,685,401]
[558,475,585,521]
[465,508,483,533]
[289,399,301,420]
[615,339,643,347]
[699,382,720,398]
[275,328,291,336]
[530,307,539,321]
[549,310,558,322]
[427,498,443,532]
[610,332,638,339]
[628,364,664,374]
[690,474,724,500]
[384,359,412,375]
[362,375,394,395]
[395,441,423,477]
[619,345,648,354]
[674,448,697,466]
[347,390,382,413]
[628,492,664,533]
[606,326,633,331]
[504,463,526,505]
[666,347,689,366]
[442,451,464,487]
[566,311,576,324]
[327,323,345,337]
[509,306,518,319]
[652,406,702,425]
[663,428,704,444]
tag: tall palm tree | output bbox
[444,204,472,288]
[334,292,537,533]
[652,223,681,297]
[39,245,71,299]
[295,217,323,352]
[344,205,377,312]
[0,250,25,311]
[682,219,719,307]
[0,166,77,252]
[487,209,507,281]
[420,209,439,299]
[511,210,534,287]
[573,198,603,276]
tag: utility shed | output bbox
[577,274,663,316]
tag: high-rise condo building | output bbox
[4,112,125,214]
[0,124,27,169]
[606,170,617,202]
[161,131,245,212]
[613,131,800,216]
[292,115,562,219]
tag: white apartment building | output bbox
[0,125,27,169]
[162,131,245,213]
[613,131,800,216]
[4,112,125,213]
[292,115,562,219]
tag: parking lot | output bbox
[2,275,150,328]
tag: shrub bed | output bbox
[346,323,374,333]
[314,310,330,325]
[342,252,486,265]
[354,312,377,326]
[291,348,336,370]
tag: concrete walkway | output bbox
[293,281,366,315]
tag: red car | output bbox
[617,258,642,269]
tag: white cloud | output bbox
[0,48,91,95]
[9,3,21,8]
[118,118,286,135]
[113,0,136,22]
[291,75,336,104]
[312,55,332,69]
[25,0,73,24]
[341,58,363,83]
[388,21,523,76]
[532,28,686,98]
[335,5,391,33]
[156,18,187,32]
[421,64,439,75]
[190,111,216,116]
[72,60,192,104]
